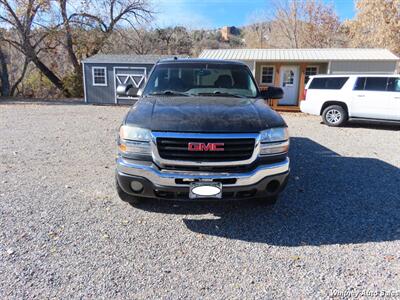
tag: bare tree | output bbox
[0,30,31,97]
[302,0,342,48]
[10,56,30,96]
[59,0,152,94]
[0,46,10,96]
[344,0,400,55]
[245,0,342,49]
[0,0,152,96]
[190,29,227,56]
[122,27,157,54]
[273,0,302,48]
[58,0,80,75]
[155,27,175,54]
[155,26,192,55]
[243,21,271,48]
[0,0,67,94]
[68,0,152,57]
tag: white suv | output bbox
[300,74,400,126]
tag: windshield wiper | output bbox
[148,90,192,97]
[196,92,245,98]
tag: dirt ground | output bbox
[1,101,399,299]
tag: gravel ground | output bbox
[1,101,399,299]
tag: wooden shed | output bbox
[82,54,173,104]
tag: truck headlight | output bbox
[118,125,151,157]
[259,127,289,155]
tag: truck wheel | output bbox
[115,177,143,205]
[322,105,348,127]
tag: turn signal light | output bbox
[119,144,127,152]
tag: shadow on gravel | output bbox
[320,121,400,131]
[138,137,400,246]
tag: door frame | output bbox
[113,66,147,104]
[264,63,306,112]
[277,65,300,107]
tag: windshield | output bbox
[143,62,259,98]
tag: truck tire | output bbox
[115,177,143,205]
[322,105,348,127]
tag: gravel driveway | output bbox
[1,101,399,299]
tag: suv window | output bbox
[353,77,366,90]
[354,77,400,92]
[308,77,349,90]
[364,77,388,91]
[387,77,400,92]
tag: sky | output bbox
[153,0,357,29]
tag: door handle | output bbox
[357,95,365,97]
[395,97,400,99]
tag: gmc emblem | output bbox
[188,142,224,152]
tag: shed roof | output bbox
[83,54,183,64]
[199,48,399,62]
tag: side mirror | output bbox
[260,86,284,100]
[136,88,143,97]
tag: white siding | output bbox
[329,61,397,74]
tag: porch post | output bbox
[271,63,281,109]
[298,63,307,102]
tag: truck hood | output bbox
[124,96,286,133]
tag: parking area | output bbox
[0,101,399,298]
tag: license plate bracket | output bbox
[189,182,222,199]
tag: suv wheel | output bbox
[116,177,143,205]
[322,105,348,127]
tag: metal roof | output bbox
[157,58,246,65]
[83,54,185,64]
[199,48,399,62]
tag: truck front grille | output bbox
[156,138,255,162]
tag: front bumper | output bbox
[116,156,290,201]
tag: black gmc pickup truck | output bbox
[116,58,290,205]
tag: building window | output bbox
[92,67,107,86]
[305,66,318,84]
[260,66,275,84]
[283,69,295,86]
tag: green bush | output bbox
[23,70,56,98]
[62,72,83,98]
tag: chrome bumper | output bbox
[117,156,290,187]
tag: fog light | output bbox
[130,181,143,193]
[266,180,280,193]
